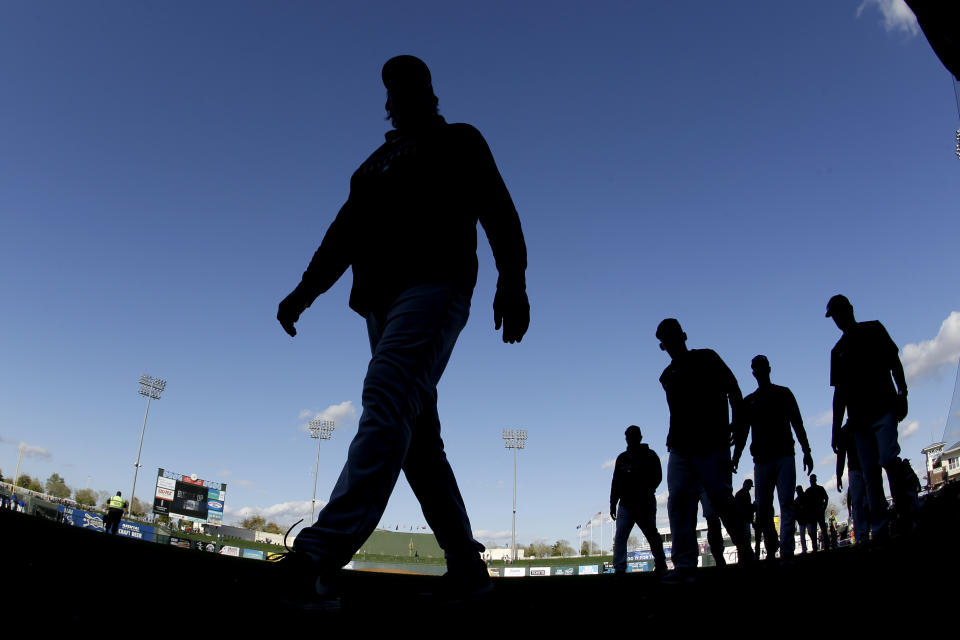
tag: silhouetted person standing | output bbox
[276,55,529,608]
[733,355,814,559]
[656,318,753,580]
[734,479,755,548]
[699,490,727,566]
[806,474,828,551]
[836,424,870,545]
[104,491,126,535]
[609,425,667,575]
[826,295,917,539]
[795,485,809,553]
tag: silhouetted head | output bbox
[751,354,771,386]
[796,485,804,494]
[625,425,642,447]
[116,491,122,496]
[382,55,439,130]
[810,474,818,486]
[743,479,753,490]
[825,294,855,332]
[656,318,688,359]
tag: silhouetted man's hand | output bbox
[277,289,307,337]
[610,507,617,522]
[803,451,814,476]
[493,287,530,344]
[837,476,843,492]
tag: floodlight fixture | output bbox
[130,373,166,515]
[309,417,336,523]
[502,428,528,561]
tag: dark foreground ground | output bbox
[5,484,958,631]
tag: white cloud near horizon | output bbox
[900,420,920,439]
[902,312,960,383]
[225,499,317,528]
[474,529,512,541]
[856,0,919,36]
[601,459,615,470]
[808,411,832,428]
[298,401,358,432]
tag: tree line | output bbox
[0,469,149,516]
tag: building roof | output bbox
[922,442,946,454]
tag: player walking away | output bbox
[734,479,755,549]
[609,425,667,575]
[655,318,754,582]
[806,475,829,551]
[795,485,809,553]
[733,355,814,559]
[275,55,530,610]
[826,294,917,540]
[835,424,870,545]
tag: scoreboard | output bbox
[153,468,226,524]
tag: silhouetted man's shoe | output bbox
[273,549,342,612]
[436,558,494,605]
[660,568,696,584]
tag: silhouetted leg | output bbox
[774,456,796,556]
[798,522,808,553]
[294,284,469,570]
[613,503,635,572]
[697,449,752,563]
[667,453,701,570]
[754,459,777,557]
[849,469,870,543]
[808,523,819,551]
[872,413,919,520]
[636,496,666,572]
[853,425,888,538]
[403,397,483,565]
[700,490,726,566]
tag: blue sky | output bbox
[1,1,958,551]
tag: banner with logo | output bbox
[503,567,526,577]
[60,506,105,532]
[578,565,599,575]
[528,567,550,577]
[117,521,155,542]
[552,567,575,576]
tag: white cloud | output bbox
[601,459,616,470]
[808,411,832,428]
[298,401,358,432]
[225,499,317,529]
[857,0,919,36]
[19,443,51,459]
[655,490,668,506]
[233,479,255,488]
[899,420,920,439]
[218,470,233,477]
[818,454,837,468]
[474,529,512,541]
[902,312,960,382]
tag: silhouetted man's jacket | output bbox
[296,116,526,317]
[807,485,828,518]
[830,321,900,426]
[739,384,811,464]
[610,444,662,510]
[659,349,741,454]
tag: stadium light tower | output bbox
[502,428,527,562]
[130,374,166,515]
[309,417,335,523]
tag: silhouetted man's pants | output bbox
[668,449,749,569]
[853,412,918,538]
[754,455,796,557]
[849,469,870,543]
[613,499,666,573]
[294,284,484,570]
[105,509,122,535]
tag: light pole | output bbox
[502,428,527,562]
[309,417,335,523]
[131,374,166,515]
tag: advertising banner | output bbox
[218,546,241,557]
[528,567,550,577]
[503,567,526,577]
[153,469,226,524]
[552,567,575,576]
[487,568,501,577]
[117,521,156,542]
[626,561,649,573]
[241,549,265,560]
[578,565,599,575]
[155,487,174,501]
[60,506,105,532]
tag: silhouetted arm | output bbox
[836,446,846,492]
[609,457,621,520]
[277,198,353,336]
[831,387,846,454]
[463,126,529,344]
[787,389,814,474]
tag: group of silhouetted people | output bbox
[608,299,920,581]
[271,55,921,608]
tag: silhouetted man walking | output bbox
[734,479,755,548]
[733,355,814,559]
[836,424,870,545]
[104,491,127,535]
[806,474,828,551]
[610,425,666,575]
[656,319,753,580]
[276,55,529,609]
[826,294,917,539]
[795,485,809,553]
